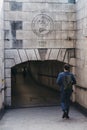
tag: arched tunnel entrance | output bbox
[11,61,65,108]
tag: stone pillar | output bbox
[0,0,4,115]
[75,0,87,109]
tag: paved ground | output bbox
[0,106,87,130]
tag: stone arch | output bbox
[4,48,75,106]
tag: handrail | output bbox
[76,85,87,91]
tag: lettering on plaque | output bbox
[39,41,47,47]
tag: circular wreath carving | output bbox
[31,14,54,37]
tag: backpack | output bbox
[63,75,72,90]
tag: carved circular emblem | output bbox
[31,14,54,36]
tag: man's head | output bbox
[64,64,70,71]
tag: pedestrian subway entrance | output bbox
[11,61,64,108]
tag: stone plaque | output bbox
[31,14,54,37]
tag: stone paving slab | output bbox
[0,106,87,130]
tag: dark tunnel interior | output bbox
[11,60,65,108]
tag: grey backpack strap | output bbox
[63,75,72,90]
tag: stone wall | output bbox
[4,0,76,106]
[76,0,87,108]
[0,0,4,111]
[2,0,87,110]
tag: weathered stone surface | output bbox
[4,11,75,22]
[13,40,23,48]
[0,0,4,110]
[26,49,38,60]
[4,2,10,11]
[0,31,4,40]
[3,0,77,108]
[76,88,87,108]
[23,3,75,12]
[4,21,11,30]
[2,0,87,111]
[48,49,59,60]
[18,49,28,62]
[5,59,15,68]
[11,21,22,30]
[5,96,11,106]
[10,1,22,11]
[5,0,68,3]
[23,39,74,48]
[5,78,11,88]
[5,69,11,78]
[38,48,47,60]
[4,30,10,40]
[5,87,11,97]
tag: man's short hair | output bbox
[64,64,70,71]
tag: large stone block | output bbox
[0,92,2,109]
[83,28,87,36]
[22,3,75,12]
[69,58,76,66]
[5,50,14,59]
[76,88,87,108]
[4,2,10,11]
[57,48,66,61]
[5,96,11,106]
[62,21,74,30]
[5,87,11,97]
[18,49,28,62]
[48,49,59,60]
[10,1,22,11]
[68,31,75,39]
[56,31,62,39]
[23,39,74,48]
[66,12,76,21]
[61,31,68,39]
[23,21,62,31]
[4,0,68,3]
[0,19,4,31]
[12,40,23,49]
[4,21,11,30]
[16,30,75,41]
[23,3,50,12]
[76,0,84,11]
[54,22,62,31]
[5,78,11,88]
[4,11,23,21]
[26,49,38,60]
[0,31,4,40]
[83,18,87,29]
[5,59,15,68]
[5,69,11,78]
[16,30,61,40]
[5,50,22,65]
[4,10,75,22]
[23,22,32,31]
[62,4,75,12]
[0,41,4,50]
[72,66,76,74]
